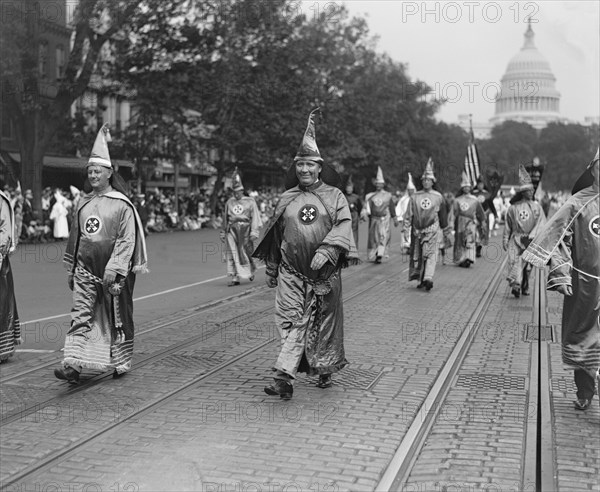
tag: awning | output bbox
[8,152,134,169]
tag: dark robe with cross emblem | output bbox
[63,191,148,374]
[223,195,261,280]
[404,189,447,282]
[502,197,545,287]
[524,185,600,376]
[453,193,487,265]
[0,191,21,362]
[252,180,359,378]
[364,190,396,261]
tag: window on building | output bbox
[38,41,49,78]
[56,45,66,79]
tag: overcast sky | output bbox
[306,1,599,125]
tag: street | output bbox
[11,221,378,354]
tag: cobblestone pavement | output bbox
[1,237,597,492]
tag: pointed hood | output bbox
[375,166,385,184]
[406,172,416,191]
[460,171,471,189]
[87,123,112,168]
[571,147,599,194]
[422,158,436,182]
[294,108,322,163]
[285,109,341,190]
[232,167,244,191]
[518,163,534,191]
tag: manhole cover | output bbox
[523,323,555,342]
[455,374,526,391]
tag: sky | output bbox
[304,0,600,126]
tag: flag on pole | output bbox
[463,116,480,187]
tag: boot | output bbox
[264,379,293,399]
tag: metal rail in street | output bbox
[379,255,508,491]
[1,266,407,487]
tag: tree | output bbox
[536,122,599,190]
[1,0,143,214]
[478,121,538,185]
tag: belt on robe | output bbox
[280,260,339,296]
[75,265,125,331]
[414,219,439,236]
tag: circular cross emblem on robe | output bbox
[232,204,244,215]
[518,209,530,221]
[299,205,319,225]
[477,195,485,203]
[373,197,383,207]
[589,215,600,238]
[459,201,470,212]
[420,198,432,210]
[84,215,102,235]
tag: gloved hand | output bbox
[266,275,278,288]
[103,270,117,291]
[219,230,226,243]
[310,251,328,270]
[555,284,573,296]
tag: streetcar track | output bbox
[0,284,269,384]
[0,258,383,385]
[380,254,509,491]
[0,260,393,425]
[1,267,405,487]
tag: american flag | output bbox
[463,121,480,187]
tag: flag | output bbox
[463,118,480,187]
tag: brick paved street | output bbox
[1,236,598,492]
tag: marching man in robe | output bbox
[55,124,148,383]
[395,173,416,254]
[363,167,398,263]
[221,169,261,286]
[503,164,545,298]
[0,190,21,362]
[453,172,487,267]
[253,109,359,399]
[524,149,599,411]
[404,159,447,291]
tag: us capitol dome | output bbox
[489,20,562,129]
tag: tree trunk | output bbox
[210,149,226,216]
[19,112,45,216]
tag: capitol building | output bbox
[489,20,561,129]
[459,20,591,139]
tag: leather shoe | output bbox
[574,398,592,411]
[317,374,332,388]
[511,287,521,298]
[264,379,293,400]
[424,280,433,291]
[54,366,80,384]
[375,256,382,264]
[417,282,424,289]
[227,280,240,287]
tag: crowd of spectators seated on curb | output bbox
[1,184,280,244]
[1,183,569,245]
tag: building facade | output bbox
[489,20,564,130]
